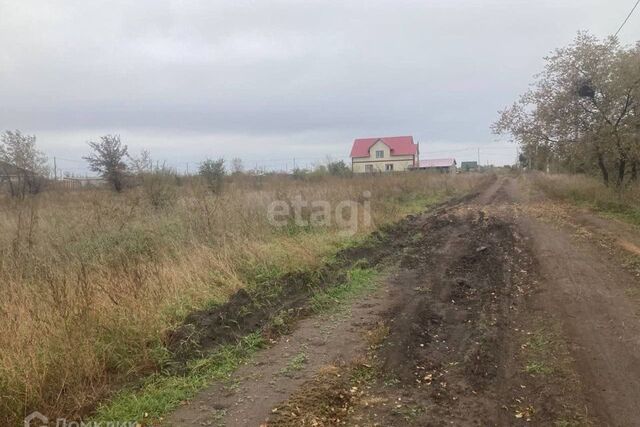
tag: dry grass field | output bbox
[0,172,483,425]
[531,173,640,226]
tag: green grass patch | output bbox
[280,352,308,377]
[523,329,555,377]
[396,193,447,216]
[310,267,378,313]
[561,193,640,227]
[92,333,264,425]
[350,364,376,385]
[525,360,554,375]
[591,202,640,227]
[392,404,427,423]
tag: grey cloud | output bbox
[0,0,638,167]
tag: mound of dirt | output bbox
[166,268,338,361]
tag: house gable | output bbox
[369,139,392,159]
[350,136,417,159]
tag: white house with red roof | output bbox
[349,136,419,173]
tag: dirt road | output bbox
[167,176,640,426]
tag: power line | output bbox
[54,157,85,163]
[424,146,515,154]
[614,0,640,38]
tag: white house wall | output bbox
[351,140,416,173]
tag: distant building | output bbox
[0,160,46,195]
[0,160,28,181]
[350,136,419,173]
[460,161,478,172]
[414,158,457,174]
[0,159,40,185]
[63,177,107,187]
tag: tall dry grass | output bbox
[531,173,640,225]
[0,172,486,424]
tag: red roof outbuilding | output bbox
[350,136,418,158]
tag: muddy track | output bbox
[265,178,576,426]
[353,208,526,425]
[167,176,640,426]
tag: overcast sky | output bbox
[1,0,639,174]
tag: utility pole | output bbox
[293,157,296,170]
[186,162,189,175]
[53,157,57,181]
[477,148,480,165]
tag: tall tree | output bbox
[84,135,129,192]
[493,33,640,187]
[0,130,48,197]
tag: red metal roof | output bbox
[418,158,456,168]
[350,136,417,158]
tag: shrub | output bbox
[142,169,178,209]
[327,160,352,177]
[199,158,225,193]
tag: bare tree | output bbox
[231,157,244,175]
[83,135,129,192]
[0,130,48,197]
[129,149,153,175]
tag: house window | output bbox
[365,164,374,172]
[385,164,394,171]
[375,150,384,158]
